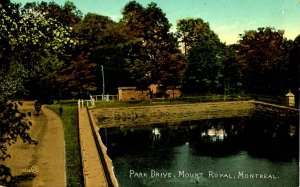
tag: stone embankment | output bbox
[78,107,118,187]
[91,101,256,127]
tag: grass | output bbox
[94,94,253,108]
[46,104,83,187]
[94,100,189,108]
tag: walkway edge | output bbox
[78,106,118,187]
[78,107,108,187]
[88,108,119,187]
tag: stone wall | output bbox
[118,87,150,101]
[166,88,181,99]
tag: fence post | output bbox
[81,99,84,108]
[90,95,95,107]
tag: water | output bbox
[99,115,299,187]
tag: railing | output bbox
[93,95,118,101]
[78,95,119,108]
[179,94,298,108]
[78,95,96,108]
[178,94,252,102]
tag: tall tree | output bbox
[23,1,82,26]
[182,39,224,93]
[0,3,36,182]
[0,3,78,101]
[177,18,219,55]
[177,17,227,94]
[74,13,123,94]
[122,1,186,89]
[237,27,291,95]
[287,34,300,94]
[57,52,96,98]
[221,44,243,94]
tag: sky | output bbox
[13,0,300,44]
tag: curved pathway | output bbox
[1,102,66,186]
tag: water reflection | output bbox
[99,116,298,187]
[152,128,161,142]
[201,127,227,142]
[100,117,298,160]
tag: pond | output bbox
[99,113,299,187]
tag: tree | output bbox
[221,44,243,94]
[182,39,224,93]
[287,34,300,94]
[0,63,27,99]
[0,3,78,100]
[24,52,65,102]
[236,27,291,95]
[0,0,10,5]
[0,97,37,184]
[74,13,124,94]
[177,18,219,55]
[177,17,227,94]
[0,4,37,182]
[23,1,82,27]
[57,52,96,98]
[122,1,186,89]
[0,3,37,179]
[0,100,35,163]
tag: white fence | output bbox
[78,94,118,108]
[78,95,95,108]
[93,95,118,101]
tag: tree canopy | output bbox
[236,27,292,95]
[0,2,78,101]
[23,1,82,26]
[0,1,297,97]
[178,18,226,94]
[121,1,186,89]
[177,18,219,55]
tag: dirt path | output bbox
[1,102,66,187]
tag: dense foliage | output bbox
[236,27,294,95]
[0,1,298,98]
[0,0,298,184]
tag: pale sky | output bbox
[13,0,300,44]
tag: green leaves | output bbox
[122,1,185,88]
[0,99,35,162]
[0,4,78,64]
[177,18,219,55]
[0,2,80,100]
[180,22,225,94]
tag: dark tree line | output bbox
[1,0,298,101]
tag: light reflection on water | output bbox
[99,116,299,187]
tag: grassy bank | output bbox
[47,104,83,187]
[94,95,248,108]
[94,101,255,128]
[94,94,292,108]
[94,100,193,108]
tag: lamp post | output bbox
[101,65,105,100]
